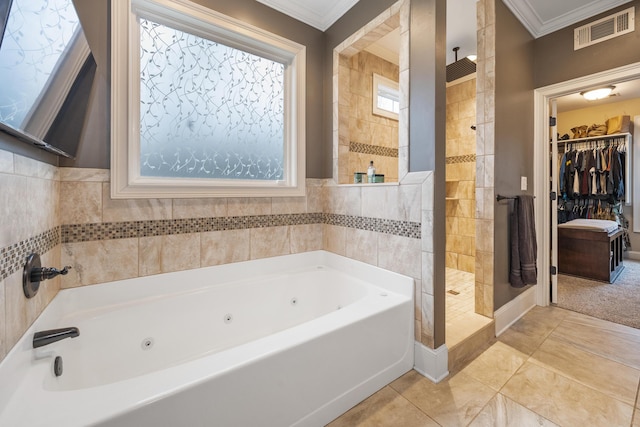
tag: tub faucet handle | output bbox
[31,265,72,282]
[23,253,72,299]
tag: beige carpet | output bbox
[557,259,640,329]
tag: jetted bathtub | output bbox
[0,250,414,426]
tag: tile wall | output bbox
[345,51,399,183]
[58,169,326,288]
[335,1,405,185]
[323,178,427,346]
[58,168,422,290]
[446,78,477,273]
[475,0,496,317]
[0,152,425,364]
[0,149,61,361]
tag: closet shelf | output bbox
[553,132,631,145]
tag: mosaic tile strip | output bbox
[60,212,420,244]
[0,227,60,281]
[2,212,420,280]
[325,214,421,239]
[446,154,476,164]
[350,141,398,158]
[61,213,325,244]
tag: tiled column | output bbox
[474,0,495,317]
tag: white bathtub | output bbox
[0,250,414,426]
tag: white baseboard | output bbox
[494,286,537,336]
[414,342,449,383]
[626,251,640,261]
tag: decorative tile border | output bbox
[61,213,420,243]
[1,213,420,280]
[350,141,398,158]
[61,213,324,243]
[325,214,421,239]
[0,227,60,281]
[446,154,476,164]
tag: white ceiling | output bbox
[257,0,639,112]
[257,0,633,58]
[255,0,359,31]
[556,80,640,113]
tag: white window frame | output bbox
[372,73,399,121]
[111,0,306,198]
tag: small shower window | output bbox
[372,73,399,120]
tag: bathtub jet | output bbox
[33,327,80,348]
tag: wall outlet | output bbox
[521,176,527,191]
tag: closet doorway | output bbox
[534,62,640,321]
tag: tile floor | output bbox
[329,305,640,426]
[445,268,492,347]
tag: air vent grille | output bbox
[574,7,635,50]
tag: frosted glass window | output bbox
[0,0,80,127]
[111,0,305,198]
[139,18,285,181]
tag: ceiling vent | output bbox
[574,7,635,50]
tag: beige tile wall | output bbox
[446,78,477,274]
[475,0,496,317]
[323,177,426,345]
[347,51,399,182]
[59,170,325,288]
[1,154,425,364]
[335,2,404,185]
[0,150,61,361]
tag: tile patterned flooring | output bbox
[329,306,640,426]
[445,268,492,347]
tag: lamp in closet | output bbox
[580,86,615,101]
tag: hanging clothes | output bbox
[556,136,627,234]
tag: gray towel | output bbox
[509,195,537,288]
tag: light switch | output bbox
[521,176,527,191]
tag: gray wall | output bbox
[492,0,640,310]
[533,1,640,89]
[533,1,640,255]
[0,0,110,167]
[3,0,327,177]
[493,0,535,310]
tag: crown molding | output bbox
[256,0,359,31]
[502,0,633,38]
